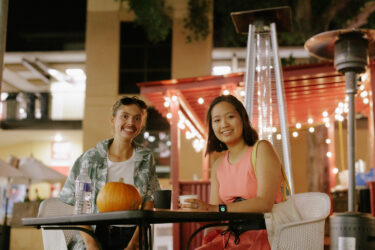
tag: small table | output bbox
[22,209,265,250]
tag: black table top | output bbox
[22,209,265,227]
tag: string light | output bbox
[178,121,185,130]
[360,91,368,98]
[327,152,332,158]
[308,118,313,124]
[276,134,282,140]
[164,101,170,107]
[309,127,315,133]
[171,95,178,102]
[240,91,245,96]
[322,111,328,117]
[292,131,298,138]
[296,123,301,129]
[363,98,369,104]
[177,111,205,152]
[166,113,172,119]
[325,139,331,144]
[144,132,150,139]
[197,97,204,104]
[223,89,230,95]
[325,122,330,128]
[332,167,339,174]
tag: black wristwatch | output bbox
[218,204,227,213]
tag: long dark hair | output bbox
[205,95,258,154]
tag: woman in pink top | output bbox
[181,95,283,249]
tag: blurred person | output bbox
[60,96,160,250]
[180,95,283,250]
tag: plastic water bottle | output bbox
[75,168,92,214]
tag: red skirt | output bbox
[197,229,271,250]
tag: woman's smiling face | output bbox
[111,104,145,141]
[211,101,243,147]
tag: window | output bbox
[119,22,172,94]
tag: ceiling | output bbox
[138,62,371,135]
[1,51,85,93]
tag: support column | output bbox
[0,0,9,91]
[369,61,375,168]
[169,91,181,250]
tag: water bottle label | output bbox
[83,183,91,192]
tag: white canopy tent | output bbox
[18,157,66,184]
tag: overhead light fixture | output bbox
[212,66,231,75]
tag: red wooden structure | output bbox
[138,61,375,249]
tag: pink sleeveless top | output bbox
[197,146,283,250]
[216,146,283,204]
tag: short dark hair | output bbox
[112,96,147,117]
[205,95,258,154]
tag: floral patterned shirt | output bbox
[59,138,160,250]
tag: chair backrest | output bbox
[293,192,331,220]
[271,192,331,250]
[38,198,74,250]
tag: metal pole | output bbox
[244,24,256,121]
[270,23,294,194]
[0,0,9,90]
[345,71,357,212]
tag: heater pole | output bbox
[345,71,357,212]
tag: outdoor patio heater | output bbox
[305,30,375,249]
[231,6,295,194]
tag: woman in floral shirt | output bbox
[60,96,160,250]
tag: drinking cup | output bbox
[179,194,198,209]
[154,190,172,209]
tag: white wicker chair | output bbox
[270,192,331,250]
[38,198,74,250]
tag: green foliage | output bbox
[117,0,375,45]
[119,0,172,43]
[118,0,211,43]
[183,0,211,42]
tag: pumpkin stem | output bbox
[119,177,124,183]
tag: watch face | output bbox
[219,204,227,212]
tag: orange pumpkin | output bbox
[96,182,142,212]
